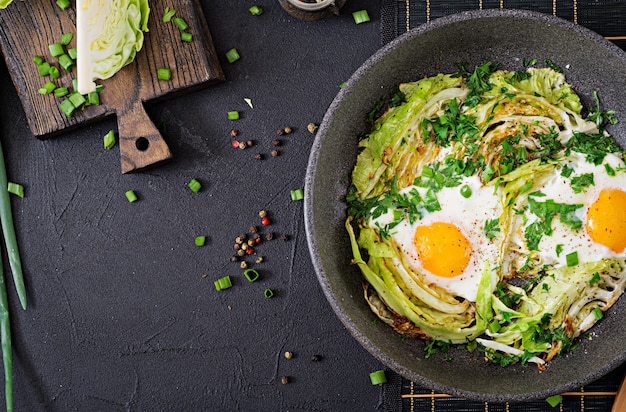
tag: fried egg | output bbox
[369,175,502,302]
[512,152,626,267]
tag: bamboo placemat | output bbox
[378,1,626,411]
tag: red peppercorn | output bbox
[231,140,240,149]
[255,237,262,244]
[246,248,254,255]
[261,217,270,226]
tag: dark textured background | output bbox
[0,0,384,410]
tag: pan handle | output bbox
[117,99,172,173]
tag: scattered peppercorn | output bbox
[272,139,282,147]
[254,153,263,160]
[261,217,271,226]
[310,355,322,362]
[230,129,239,137]
[255,256,264,264]
[201,273,208,279]
[230,256,239,262]
[240,261,248,269]
[277,128,285,136]
[246,140,254,147]
[239,233,248,241]
[280,234,289,241]
[249,225,258,233]
[235,236,244,244]
[238,141,247,150]
[237,249,245,257]
[265,232,274,241]
[241,244,248,251]
[283,126,292,134]
[247,239,255,247]
[246,248,254,255]
[281,376,289,385]
[231,140,240,149]
[259,210,267,218]
[271,149,279,157]
[307,122,318,134]
[284,351,293,359]
[234,243,241,250]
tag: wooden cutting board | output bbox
[0,0,224,173]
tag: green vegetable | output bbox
[37,81,57,95]
[249,5,263,15]
[244,269,259,282]
[162,7,176,22]
[0,259,13,412]
[195,236,206,247]
[180,32,193,43]
[48,43,65,58]
[545,394,563,407]
[290,189,304,201]
[369,370,387,385]
[227,111,240,121]
[59,98,76,117]
[225,48,240,64]
[263,289,274,298]
[125,190,138,203]
[76,0,150,94]
[58,54,74,71]
[56,0,70,10]
[157,68,172,81]
[6,183,23,199]
[214,276,232,291]
[61,33,73,46]
[54,87,69,98]
[87,92,100,106]
[173,17,188,31]
[352,10,370,24]
[103,130,116,150]
[187,178,201,193]
[566,251,579,267]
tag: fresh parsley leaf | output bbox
[587,89,619,129]
[484,218,500,239]
[570,173,595,193]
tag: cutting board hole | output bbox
[136,137,150,151]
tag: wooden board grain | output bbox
[0,0,224,172]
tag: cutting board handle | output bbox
[117,99,172,173]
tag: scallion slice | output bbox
[33,55,44,66]
[7,183,24,199]
[188,178,201,193]
[459,184,472,198]
[162,7,176,22]
[48,66,60,80]
[215,276,232,291]
[54,87,69,98]
[181,32,193,43]
[592,307,603,320]
[566,251,579,267]
[369,370,387,385]
[59,98,75,117]
[58,54,74,71]
[290,189,304,201]
[125,190,138,203]
[56,0,70,10]
[173,17,189,31]
[225,48,240,64]
[103,130,116,150]
[48,42,64,58]
[244,269,259,282]
[352,10,370,24]
[157,68,172,81]
[37,62,51,77]
[263,289,274,298]
[87,91,100,106]
[37,81,57,95]
[61,32,73,46]
[249,5,263,15]
[195,236,206,247]
[227,111,240,121]
[68,92,86,109]
[67,47,77,60]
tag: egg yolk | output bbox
[413,222,472,278]
[586,189,626,253]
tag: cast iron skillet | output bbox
[304,9,626,402]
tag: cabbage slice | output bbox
[76,0,150,94]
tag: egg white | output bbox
[369,175,503,302]
[511,152,626,268]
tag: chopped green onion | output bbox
[188,178,201,193]
[125,190,138,203]
[162,7,176,22]
[54,87,69,98]
[61,32,73,46]
[263,288,274,298]
[48,42,65,58]
[37,81,57,95]
[249,5,263,15]
[95,84,105,93]
[290,189,304,201]
[227,111,240,121]
[459,184,472,198]
[173,17,188,31]
[244,269,259,282]
[56,0,70,10]
[546,394,563,407]
[605,163,615,176]
[592,307,603,320]
[369,370,387,385]
[214,275,232,291]
[59,98,76,117]
[87,91,100,106]
[33,55,44,65]
[48,66,60,79]
[488,319,501,333]
[566,251,579,267]
[72,78,78,91]
[225,48,240,64]
[67,47,77,60]
[68,92,86,109]
[589,272,601,286]
[352,10,370,24]
[58,54,74,70]
[339,81,347,88]
[37,62,51,77]
[195,236,206,247]
[520,180,534,194]
[157,67,172,81]
[103,130,116,150]
[6,183,24,199]
[180,32,193,43]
